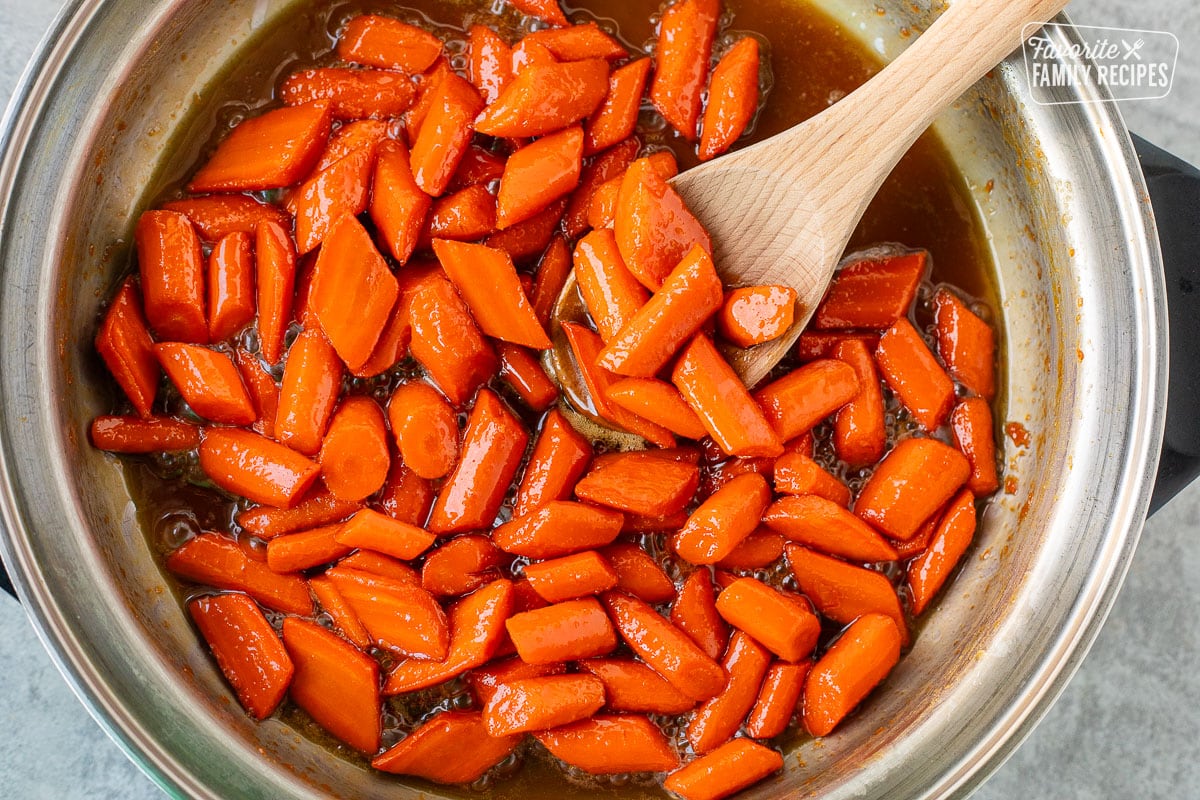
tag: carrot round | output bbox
[650,0,720,140]
[601,542,676,604]
[370,139,432,265]
[908,489,978,615]
[688,631,772,754]
[585,57,652,155]
[515,409,593,517]
[663,738,783,800]
[135,210,208,343]
[166,533,313,616]
[573,228,650,342]
[275,327,343,456]
[475,59,609,137]
[615,157,713,291]
[716,284,796,348]
[786,543,908,645]
[951,397,1001,496]
[813,250,926,330]
[162,194,291,242]
[505,596,618,664]
[496,126,584,229]
[373,711,521,783]
[199,428,320,509]
[574,451,698,517]
[536,714,680,775]
[524,550,619,603]
[802,613,902,737]
[934,287,996,400]
[831,336,887,467]
[95,278,159,418]
[421,534,507,597]
[333,508,435,561]
[771,451,851,506]
[338,14,444,73]
[265,524,353,574]
[577,658,696,715]
[407,276,498,406]
[189,103,332,193]
[484,673,606,737]
[875,317,956,432]
[90,415,201,454]
[763,494,899,562]
[434,239,551,349]
[855,437,970,540]
[745,661,809,739]
[670,568,728,661]
[714,577,821,662]
[318,397,390,502]
[674,472,771,565]
[388,381,459,481]
[754,359,860,443]
[254,219,296,366]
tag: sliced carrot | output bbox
[525,22,627,61]
[525,550,618,603]
[254,219,295,366]
[698,37,760,160]
[162,195,291,242]
[496,126,583,229]
[155,343,255,426]
[370,139,431,265]
[90,415,201,453]
[327,568,448,659]
[891,512,940,560]
[428,389,529,534]
[951,397,1001,496]
[484,673,606,737]
[531,234,573,326]
[373,711,521,783]
[266,524,353,573]
[745,661,808,739]
[509,0,569,26]
[565,137,640,238]
[275,327,343,456]
[663,737,783,800]
[603,590,726,702]
[715,528,784,570]
[855,437,970,540]
[934,288,996,400]
[714,577,820,663]
[803,613,901,736]
[188,593,293,720]
[908,489,977,615]
[615,157,713,291]
[772,452,850,506]
[875,317,956,432]
[578,658,695,714]
[317,118,393,169]
[95,278,159,418]
[763,495,898,562]
[606,378,709,440]
[754,358,860,442]
[350,296,414,381]
[450,144,507,191]
[318,397,390,502]
[281,68,415,121]
[421,183,497,243]
[475,59,609,137]
[288,145,375,254]
[786,543,908,645]
[334,508,434,561]
[515,409,593,516]
[206,232,255,342]
[470,657,565,706]
[813,250,927,330]
[237,487,359,540]
[309,574,372,649]
[497,342,558,411]
[166,533,313,615]
[505,596,618,664]
[831,337,887,467]
[688,631,772,754]
[650,0,720,140]
[281,616,380,753]
[433,239,551,349]
[585,58,651,155]
[421,534,507,597]
[624,510,690,533]
[190,103,332,193]
[332,552,419,584]
[404,59,453,145]
[467,24,513,104]
[494,500,623,558]
[601,542,676,604]
[536,714,679,775]
[671,570,728,663]
[673,335,783,458]
[588,176,621,230]
[575,451,698,517]
[337,14,444,73]
[135,210,207,343]
[485,196,568,261]
[410,73,484,196]
[574,228,650,342]
[376,459,435,526]
[407,275,498,406]
[388,381,459,481]
[796,330,882,362]
[510,38,558,73]
[703,455,776,496]
[199,428,320,509]
[674,472,771,565]
[717,285,796,348]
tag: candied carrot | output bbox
[564,137,639,238]
[275,327,343,456]
[616,157,713,291]
[155,343,255,426]
[623,510,691,533]
[497,342,559,411]
[282,67,415,121]
[577,658,695,714]
[327,568,448,659]
[650,0,720,140]
[484,673,606,737]
[318,397,390,502]
[763,495,898,562]
[663,737,783,800]
[421,534,507,597]
[316,118,392,169]
[786,544,908,645]
[388,381,459,480]
[951,397,1001,496]
[715,528,784,570]
[714,577,820,662]
[451,144,507,190]
[334,508,434,561]
[796,330,882,362]
[674,472,771,565]
[754,359,860,442]
[717,285,796,349]
[485,197,568,261]
[373,711,521,783]
[601,542,676,604]
[745,661,808,739]
[772,451,851,506]
[376,459,435,526]
[370,139,431,265]
[469,657,566,707]
[404,60,452,145]
[407,276,498,406]
[505,597,618,664]
[588,177,621,229]
[410,73,484,197]
[831,337,887,467]
[421,184,497,242]
[536,715,680,775]
[585,58,652,155]
[288,145,375,255]
[496,126,583,229]
[908,489,977,615]
[467,25,513,104]
[206,232,255,342]
[332,552,419,584]
[531,234,573,326]
[525,550,618,603]
[266,524,353,573]
[813,250,927,330]
[514,409,593,516]
[802,613,901,736]
[308,574,372,649]
[199,428,320,509]
[90,415,201,454]
[135,210,207,343]
[509,0,569,26]
[254,219,296,366]
[688,631,772,754]
[525,22,627,61]
[574,228,650,342]
[162,195,291,242]
[475,59,609,137]
[670,569,728,661]
[166,533,313,615]
[337,14,444,73]
[575,451,698,517]
[190,103,332,193]
[698,38,761,161]
[494,500,623,558]
[237,487,359,540]
[605,378,708,440]
[934,288,997,400]
[510,38,558,73]
[433,239,551,349]
[855,437,970,540]
[95,278,160,417]
[875,318,956,432]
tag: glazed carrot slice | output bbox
[281,68,415,120]
[206,232,255,342]
[831,337,887,467]
[585,58,651,155]
[754,359,860,442]
[796,330,882,362]
[90,415,201,453]
[281,617,380,753]
[875,317,956,432]
[155,343,255,426]
[813,250,927,330]
[421,183,497,242]
[515,409,593,516]
[615,157,713,291]
[603,590,727,701]
[577,658,695,714]
[623,510,691,534]
[575,451,698,517]
[951,397,1001,496]
[574,228,650,342]
[688,631,772,754]
[505,597,618,664]
[467,25,513,104]
[891,512,940,560]
[494,500,623,558]
[327,568,449,659]
[370,139,431,265]
[588,177,621,229]
[564,137,640,238]
[673,335,783,458]
[450,144,507,191]
[288,145,375,254]
[772,452,851,506]
[319,397,390,502]
[338,14,444,73]
[94,279,159,418]
[388,381,459,480]
[524,550,618,603]
[803,613,901,736]
[934,288,996,400]
[745,661,808,739]
[469,657,566,706]
[190,103,332,193]
[433,239,551,349]
[166,533,313,615]
[135,210,207,343]
[663,737,783,800]
[428,389,529,534]
[763,495,898,562]
[855,437,970,540]
[377,459,435,526]
[475,59,609,138]
[670,569,729,661]
[536,714,680,775]
[309,574,372,649]
[497,342,558,411]
[715,577,820,662]
[510,38,558,73]
[908,489,977,615]
[496,126,584,229]
[421,534,507,597]
[404,59,453,145]
[717,285,797,348]
[525,22,627,61]
[351,300,412,381]
[674,472,771,565]
[715,528,784,570]
[275,327,343,456]
[606,378,709,440]
[650,0,720,140]
[334,508,434,561]
[485,197,568,261]
[254,219,295,366]
[332,552,420,584]
[266,524,353,573]
[162,195,291,242]
[199,428,320,509]
[188,593,293,720]
[410,73,484,197]
[509,0,569,26]
[601,543,676,604]
[237,487,359,540]
[698,38,761,161]
[373,711,521,783]
[786,544,908,645]
[407,276,498,406]
[316,118,393,169]
[484,673,606,737]
[531,234,573,326]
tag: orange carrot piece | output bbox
[309,574,372,649]
[670,569,729,661]
[615,157,713,291]
[531,234,573,327]
[475,59,609,138]
[206,232,255,342]
[352,302,410,381]
[421,183,497,243]
[831,337,887,467]
[813,250,927,330]
[373,711,521,782]
[763,495,898,562]
[327,568,449,659]
[428,389,529,534]
[497,342,559,411]
[266,524,353,573]
[288,145,375,255]
[317,118,393,169]
[281,617,380,753]
[237,487,359,540]
[95,278,159,418]
[525,22,627,61]
[505,597,618,664]
[934,288,996,400]
[951,397,1001,496]
[281,68,415,121]
[536,714,680,775]
[90,415,201,454]
[190,103,332,193]
[663,738,783,800]
[451,143,507,191]
[135,210,207,343]
[470,657,565,707]
[275,327,343,455]
[388,381,459,480]
[410,73,484,197]
[588,177,621,228]
[404,59,452,144]
[188,593,293,720]
[254,220,295,366]
[162,195,291,242]
[603,590,727,701]
[565,137,640,238]
[515,409,593,516]
[855,437,970,540]
[407,276,498,406]
[421,534,507,597]
[908,489,977,615]
[485,196,568,261]
[494,500,623,558]
[370,139,431,265]
[332,552,420,584]
[433,239,551,349]
[875,317,956,432]
[803,613,901,736]
[601,543,676,604]
[575,451,698,517]
[376,459,435,526]
[574,228,650,342]
[745,661,808,739]
[510,38,558,74]
[337,14,444,73]
[786,543,908,645]
[524,550,618,603]
[754,359,860,443]
[624,510,691,534]
[673,335,783,458]
[796,330,882,362]
[715,528,785,570]
[319,397,390,502]
[468,25,513,105]
[509,0,569,26]
[334,508,434,561]
[688,631,772,754]
[585,58,651,155]
[496,126,584,229]
[605,378,708,440]
[650,0,720,140]
[166,533,313,615]
[199,428,320,509]
[484,673,606,737]
[577,658,694,714]
[772,452,851,506]
[716,285,796,348]
[698,38,761,161]
[714,577,820,662]
[674,472,771,565]
[155,343,255,426]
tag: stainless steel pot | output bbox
[1,0,1198,798]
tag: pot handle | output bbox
[1133,135,1200,515]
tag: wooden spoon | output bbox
[551,0,1068,437]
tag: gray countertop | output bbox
[1,0,1198,797]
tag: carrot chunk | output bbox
[162,195,291,242]
[650,0,720,140]
[772,452,851,506]
[275,327,343,456]
[717,285,796,348]
[531,234,573,326]
[94,279,159,417]
[536,714,680,774]
[331,553,419,585]
[377,459,435,527]
[855,437,970,540]
[475,59,609,137]
[951,397,1001,496]
[688,631,772,754]
[494,500,623,558]
[574,228,650,342]
[90,415,201,453]
[421,183,497,242]
[714,577,820,662]
[334,508,434,561]
[786,544,908,645]
[525,22,627,61]
[468,25,513,104]
[934,288,997,400]
[763,495,898,562]
[505,597,618,664]
[813,250,927,330]
[485,197,568,261]
[206,232,255,342]
[601,542,676,604]
[327,569,449,659]
[236,487,360,540]
[698,38,761,161]
[484,673,606,736]
[421,534,507,597]
[166,533,313,615]
[281,68,415,120]
[405,60,453,144]
[575,451,698,517]
[605,378,709,440]
[908,489,977,615]
[407,276,498,406]
[585,58,652,155]
[388,381,459,480]
[410,73,484,197]
[318,397,390,502]
[254,219,296,366]
[190,103,332,193]
[497,342,558,411]
[754,358,860,442]
[433,239,551,349]
[496,126,584,229]
[715,528,784,570]
[615,157,713,291]
[266,524,353,573]
[155,343,255,425]
[135,210,208,343]
[308,574,373,650]
[577,658,695,714]
[370,139,432,265]
[565,137,640,238]
[796,330,881,362]
[745,661,808,739]
[830,337,887,467]
[525,550,619,602]
[509,0,570,26]
[199,428,320,509]
[663,737,783,800]
[674,472,771,565]
[469,657,566,706]
[670,569,728,662]
[288,145,375,255]
[338,15,444,73]
[875,317,956,432]
[803,613,901,736]
[188,593,293,720]
[515,409,593,516]
[373,711,521,783]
